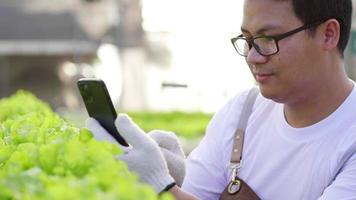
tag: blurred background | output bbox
[1,0,356,152]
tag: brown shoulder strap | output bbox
[230,87,259,166]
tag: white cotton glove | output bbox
[147,130,186,186]
[85,117,131,152]
[86,116,186,187]
[86,114,175,193]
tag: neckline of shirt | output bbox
[275,81,356,142]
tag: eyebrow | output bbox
[241,24,282,36]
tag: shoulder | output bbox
[336,124,356,158]
[324,123,356,180]
[321,124,356,198]
[205,89,250,136]
[206,87,272,137]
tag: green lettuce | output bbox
[0,91,173,200]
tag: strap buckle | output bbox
[230,161,242,182]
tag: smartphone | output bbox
[77,78,129,146]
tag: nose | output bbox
[245,46,268,65]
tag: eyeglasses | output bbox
[231,21,325,57]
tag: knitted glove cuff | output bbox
[145,172,175,193]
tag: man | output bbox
[87,0,356,199]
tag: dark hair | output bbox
[290,0,352,55]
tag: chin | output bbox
[259,86,286,103]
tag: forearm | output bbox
[168,186,200,200]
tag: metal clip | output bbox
[227,179,241,194]
[228,162,242,194]
[230,161,242,170]
[230,161,242,183]
[231,167,238,182]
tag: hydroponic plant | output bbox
[0,91,172,200]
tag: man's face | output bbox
[241,0,324,104]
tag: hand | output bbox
[86,114,175,193]
[147,130,185,186]
[86,116,186,186]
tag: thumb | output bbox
[86,117,118,144]
[148,131,182,154]
[115,113,154,149]
[86,117,131,152]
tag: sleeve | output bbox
[181,128,226,199]
[318,151,356,199]
[181,91,250,200]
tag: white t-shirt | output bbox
[182,85,356,200]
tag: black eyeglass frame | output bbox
[231,20,326,57]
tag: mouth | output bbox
[254,72,274,83]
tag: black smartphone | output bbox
[77,78,129,146]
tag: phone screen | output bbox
[77,78,129,146]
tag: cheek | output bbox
[274,38,312,73]
[272,48,311,84]
[277,56,318,93]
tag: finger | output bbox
[120,145,132,153]
[86,118,131,153]
[115,154,133,169]
[160,148,185,186]
[115,113,154,149]
[86,117,106,133]
[116,151,141,166]
[85,118,116,142]
[115,153,128,162]
[148,131,181,153]
[161,148,175,160]
[161,148,185,162]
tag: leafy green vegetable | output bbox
[128,111,212,139]
[0,91,173,200]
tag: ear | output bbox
[321,19,340,50]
